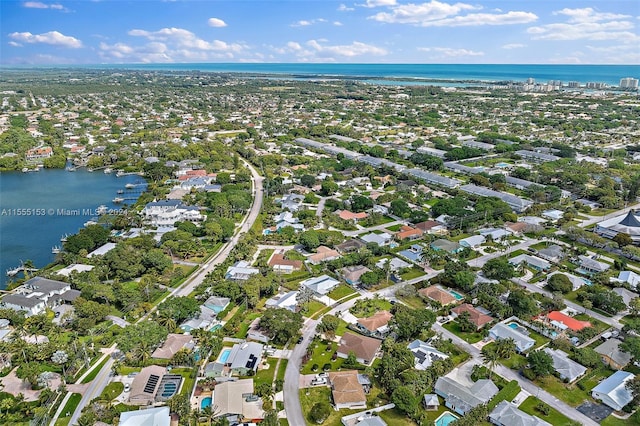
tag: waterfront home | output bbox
[213,379,264,423]
[225,261,260,282]
[55,263,94,277]
[1,277,78,317]
[594,339,632,370]
[434,376,498,415]
[328,370,368,410]
[86,242,117,258]
[592,371,635,411]
[407,339,449,370]
[142,200,203,227]
[451,304,494,330]
[489,323,535,353]
[25,146,53,160]
[489,401,551,426]
[337,333,382,366]
[543,348,587,383]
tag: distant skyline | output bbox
[1,0,639,65]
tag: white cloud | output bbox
[8,41,22,47]
[23,2,67,10]
[369,1,537,27]
[128,27,245,53]
[207,17,227,27]
[338,4,354,12]
[307,39,387,57]
[527,7,639,42]
[8,31,82,48]
[361,0,397,8]
[291,18,328,27]
[502,43,526,49]
[418,47,484,57]
[334,21,343,26]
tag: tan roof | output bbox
[309,246,340,263]
[129,365,166,405]
[418,286,456,305]
[341,265,371,282]
[337,333,381,361]
[268,253,302,270]
[506,222,528,233]
[213,378,264,419]
[357,311,393,332]
[151,334,194,360]
[338,210,369,221]
[328,370,366,406]
[451,304,494,328]
[415,220,442,232]
[396,226,423,240]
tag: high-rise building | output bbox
[620,77,639,89]
[567,81,580,88]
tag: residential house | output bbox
[213,379,264,423]
[87,242,117,258]
[355,311,393,338]
[301,275,340,296]
[509,254,551,272]
[55,263,94,277]
[225,261,260,281]
[408,339,449,370]
[336,239,366,253]
[478,227,511,241]
[375,257,411,272]
[592,371,635,411]
[489,323,535,353]
[1,277,78,317]
[128,365,168,406]
[265,291,298,312]
[395,225,423,241]
[203,296,230,314]
[543,348,587,383]
[505,221,529,235]
[360,232,393,247]
[341,265,372,286]
[398,244,424,262]
[337,210,369,222]
[308,246,341,264]
[459,235,485,248]
[451,304,494,330]
[25,146,53,160]
[489,401,551,426]
[328,370,368,410]
[119,406,170,426]
[537,245,565,263]
[278,193,305,212]
[268,253,303,274]
[247,318,271,344]
[179,306,216,333]
[151,333,195,359]
[545,311,591,333]
[141,200,204,226]
[614,270,640,290]
[337,333,382,366]
[341,412,388,426]
[613,288,639,310]
[430,239,462,254]
[434,376,498,415]
[414,220,447,235]
[225,342,264,376]
[418,286,457,306]
[594,339,632,370]
[578,255,610,274]
[542,209,564,222]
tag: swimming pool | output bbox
[507,322,529,334]
[581,277,593,286]
[496,162,510,168]
[210,324,222,332]
[448,290,464,300]
[201,396,212,409]
[435,411,459,426]
[219,348,232,363]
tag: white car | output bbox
[310,377,327,386]
[124,383,130,392]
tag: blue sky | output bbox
[1,0,638,65]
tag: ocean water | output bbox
[84,63,639,86]
[0,168,143,288]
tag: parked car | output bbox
[310,377,327,386]
[124,383,130,392]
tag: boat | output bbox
[125,183,135,189]
[112,197,124,204]
[116,170,125,177]
[60,234,69,242]
[104,168,113,174]
[51,246,61,254]
[117,189,124,194]
[66,166,76,172]
[84,220,97,227]
[96,205,108,215]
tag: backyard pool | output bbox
[435,411,459,426]
[496,162,511,168]
[448,290,464,300]
[201,396,212,409]
[218,348,232,363]
[507,322,529,335]
[210,323,222,332]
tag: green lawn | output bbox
[378,407,418,425]
[301,340,346,374]
[328,284,357,301]
[335,318,350,337]
[234,311,261,339]
[488,380,521,410]
[442,320,485,344]
[299,387,358,426]
[255,357,277,388]
[400,267,426,281]
[302,300,327,318]
[57,393,81,420]
[171,367,197,397]
[81,357,109,383]
[350,298,392,318]
[99,382,124,401]
[534,375,591,407]
[519,396,576,426]
[601,412,640,426]
[528,329,550,350]
[576,367,614,392]
[386,224,403,232]
[276,359,288,381]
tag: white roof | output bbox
[301,275,340,295]
[87,242,117,258]
[592,371,634,411]
[119,406,170,426]
[56,264,94,277]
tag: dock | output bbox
[6,265,38,277]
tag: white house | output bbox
[300,275,340,296]
[407,340,449,370]
[225,261,260,281]
[489,323,535,353]
[592,371,635,411]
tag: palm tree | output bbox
[157,311,177,332]
[481,348,500,379]
[495,338,517,359]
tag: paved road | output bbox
[434,323,599,426]
[578,202,640,228]
[466,237,539,268]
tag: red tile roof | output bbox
[547,311,591,331]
